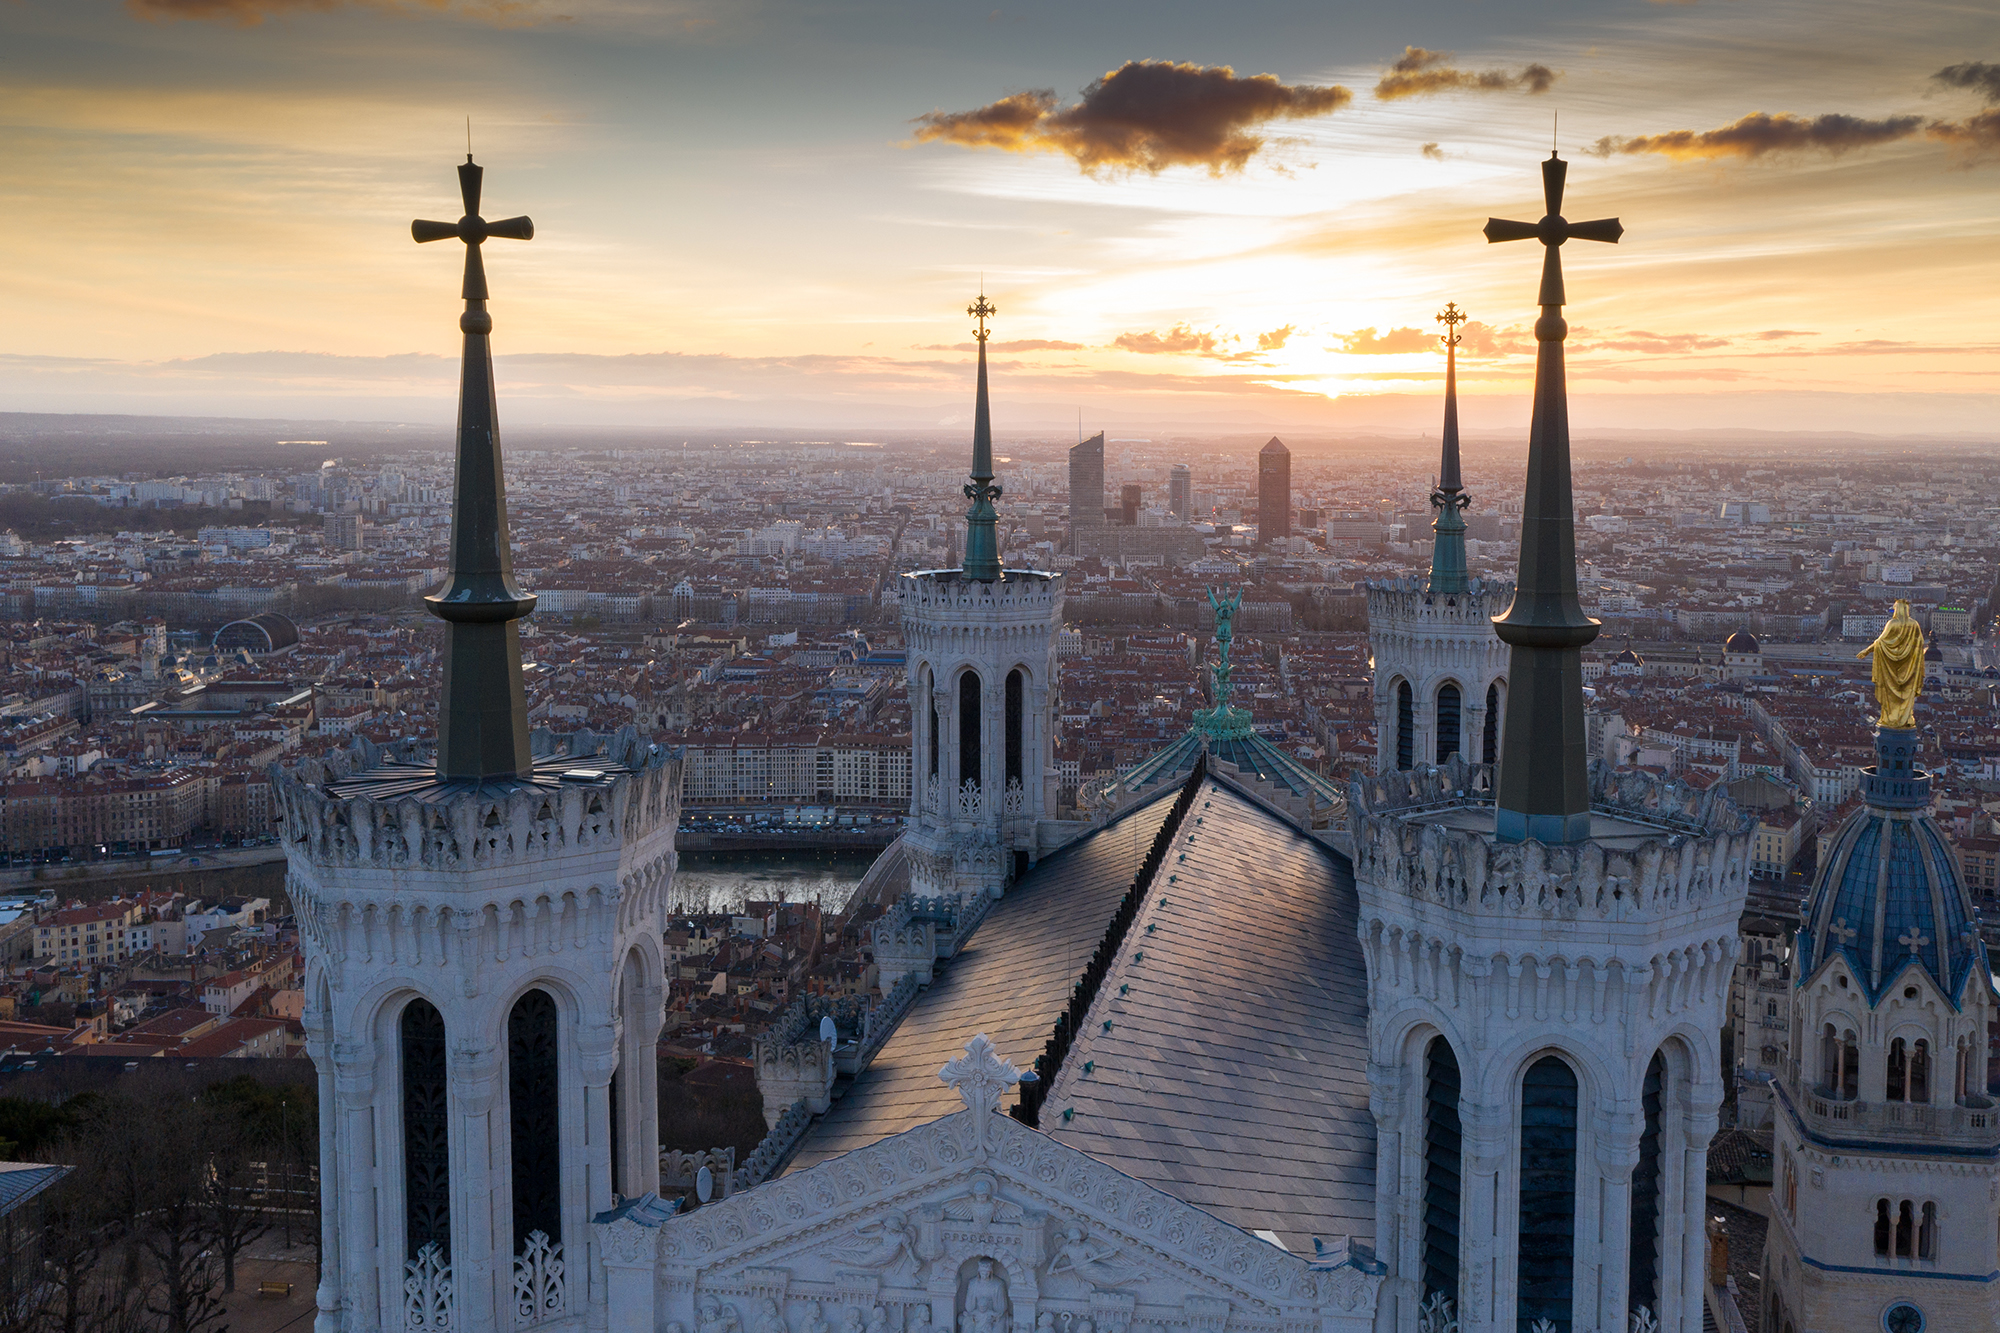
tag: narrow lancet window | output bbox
[959,671,982,790]
[401,998,451,1263]
[1518,1056,1578,1333]
[1005,669,1024,789]
[1436,683,1462,764]
[1422,1037,1463,1308]
[1629,1051,1666,1315]
[1397,680,1415,771]
[1483,682,1500,764]
[509,989,562,1252]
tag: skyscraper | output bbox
[1257,436,1290,543]
[1067,431,1104,547]
[1119,483,1141,526]
[1169,462,1192,519]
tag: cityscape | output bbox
[1,2,1996,1333]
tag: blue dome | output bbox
[1797,728,1989,1008]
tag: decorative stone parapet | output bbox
[752,996,863,1126]
[280,727,681,994]
[1363,574,1514,625]
[871,894,958,988]
[1351,756,1752,927]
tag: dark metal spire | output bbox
[962,293,1002,581]
[1427,301,1470,596]
[412,156,538,782]
[1483,153,1622,843]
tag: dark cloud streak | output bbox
[1933,61,2000,105]
[1373,47,1557,101]
[1589,111,1925,160]
[912,61,1350,175]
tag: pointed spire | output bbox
[1427,302,1470,595]
[412,156,538,781]
[1482,152,1622,843]
[962,292,1002,581]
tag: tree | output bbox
[200,1112,267,1296]
[139,1103,226,1333]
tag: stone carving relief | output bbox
[653,1037,1382,1333]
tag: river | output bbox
[668,849,877,916]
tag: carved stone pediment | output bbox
[656,1106,1379,1333]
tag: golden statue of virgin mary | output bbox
[1857,599,1926,730]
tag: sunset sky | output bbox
[0,0,1995,436]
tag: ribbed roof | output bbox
[1724,629,1759,653]
[1797,729,1990,1008]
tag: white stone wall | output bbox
[1351,760,1752,1333]
[284,736,681,1333]
[1365,579,1512,775]
[902,571,1063,903]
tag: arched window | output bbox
[1919,1202,1938,1261]
[1629,1050,1666,1315]
[959,671,982,791]
[1005,669,1024,791]
[1896,1200,1916,1258]
[1875,1199,1892,1257]
[923,668,938,779]
[1435,683,1462,765]
[1517,1056,1578,1333]
[1912,1039,1931,1104]
[1842,1030,1859,1100]
[1422,1036,1462,1308]
[509,989,562,1254]
[1483,682,1500,765]
[401,997,451,1264]
[1396,680,1414,771]
[1888,1038,1908,1102]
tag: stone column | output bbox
[1593,1104,1643,1333]
[1676,1108,1718,1333]
[1366,1063,1413,1333]
[578,1018,619,1333]
[309,1025,343,1333]
[595,1217,660,1332]
[332,1043,383,1333]
[448,1041,502,1330]
[620,973,665,1197]
[1459,1098,1512,1333]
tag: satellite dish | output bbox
[819,1015,838,1045]
[695,1165,713,1203]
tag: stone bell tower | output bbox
[1367,301,1511,777]
[286,156,681,1333]
[1351,155,1752,1333]
[902,294,1062,904]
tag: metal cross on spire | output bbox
[412,156,540,782]
[1485,153,1622,844]
[961,292,1003,581]
[1427,301,1472,596]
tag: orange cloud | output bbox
[1339,326,1432,354]
[912,61,1351,175]
[1256,325,1294,351]
[1114,324,1220,354]
[1373,47,1557,101]
[1589,111,1925,161]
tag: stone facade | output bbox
[286,729,680,1333]
[1350,757,1752,1333]
[594,1037,1386,1333]
[1365,578,1511,775]
[902,571,1063,902]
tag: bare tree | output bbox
[200,1114,267,1296]
[137,1104,225,1333]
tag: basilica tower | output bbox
[901,296,1063,902]
[1351,155,1751,1333]
[1367,303,1511,776]
[285,157,681,1333]
[1762,606,2000,1333]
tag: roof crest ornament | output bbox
[939,1033,1020,1161]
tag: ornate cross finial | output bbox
[1436,301,1466,349]
[1828,918,1858,946]
[413,156,535,318]
[969,294,997,344]
[940,1034,1019,1159]
[1897,927,1931,952]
